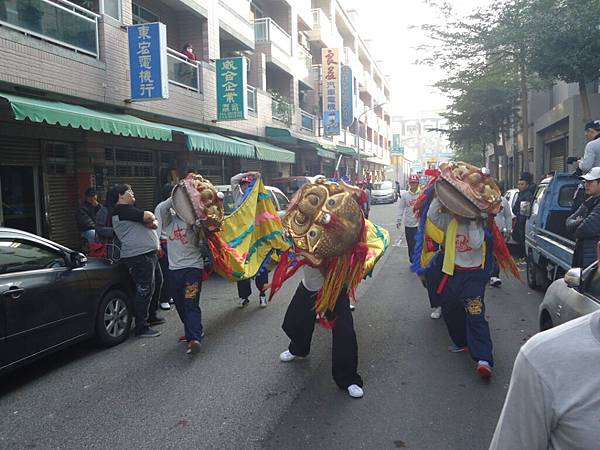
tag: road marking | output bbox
[393,237,404,247]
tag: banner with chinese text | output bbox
[391,134,404,155]
[340,65,353,129]
[322,48,340,136]
[127,23,168,101]
[216,57,248,121]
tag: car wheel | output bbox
[526,256,540,290]
[94,289,131,347]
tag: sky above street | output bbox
[341,0,492,118]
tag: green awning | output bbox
[0,93,172,141]
[317,148,336,160]
[231,136,295,163]
[266,126,320,145]
[336,145,357,156]
[171,126,254,157]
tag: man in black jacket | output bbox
[512,175,534,258]
[76,187,101,244]
[566,167,600,268]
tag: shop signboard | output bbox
[216,56,248,121]
[127,22,169,101]
[340,65,353,129]
[322,48,340,136]
[391,134,404,155]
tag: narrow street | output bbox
[0,203,543,450]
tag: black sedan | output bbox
[0,227,134,375]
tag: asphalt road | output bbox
[0,203,544,450]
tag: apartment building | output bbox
[0,0,391,247]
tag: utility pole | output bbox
[353,101,386,182]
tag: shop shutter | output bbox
[106,176,157,211]
[549,140,566,172]
[44,143,79,249]
[0,137,40,165]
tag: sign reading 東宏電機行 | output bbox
[216,57,248,121]
[322,48,340,136]
[127,22,169,101]
[340,65,353,129]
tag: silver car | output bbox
[539,261,600,331]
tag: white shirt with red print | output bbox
[427,198,485,269]
[397,189,421,228]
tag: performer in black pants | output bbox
[237,270,269,308]
[279,266,364,398]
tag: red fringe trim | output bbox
[266,250,306,302]
[488,217,521,280]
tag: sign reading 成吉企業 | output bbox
[216,57,248,121]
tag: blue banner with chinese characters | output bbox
[127,23,168,101]
[340,65,353,129]
[216,57,248,121]
[392,134,404,155]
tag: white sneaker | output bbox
[430,307,442,319]
[490,277,502,287]
[160,302,171,310]
[238,298,249,308]
[279,350,297,362]
[349,302,356,311]
[259,295,267,308]
[347,384,364,398]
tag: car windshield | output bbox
[373,181,393,190]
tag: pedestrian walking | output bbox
[279,266,364,398]
[76,187,100,250]
[566,167,600,269]
[231,171,269,308]
[428,196,495,379]
[490,195,513,287]
[489,309,600,450]
[511,175,534,258]
[398,175,442,318]
[111,184,165,338]
[155,196,207,355]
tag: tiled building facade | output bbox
[0,0,391,247]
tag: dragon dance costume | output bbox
[410,162,519,377]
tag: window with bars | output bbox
[45,142,75,175]
[104,148,154,177]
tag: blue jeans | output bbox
[122,252,161,332]
[440,269,494,365]
[170,268,203,342]
[80,229,95,243]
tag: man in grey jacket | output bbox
[490,309,600,450]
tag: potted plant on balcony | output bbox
[269,90,294,127]
[17,0,44,33]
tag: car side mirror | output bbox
[564,267,582,288]
[69,252,88,268]
[520,201,532,217]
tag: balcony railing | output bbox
[254,17,292,55]
[301,110,315,132]
[297,44,312,73]
[271,95,293,126]
[247,85,257,112]
[167,48,201,93]
[0,0,99,57]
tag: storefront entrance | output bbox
[0,165,42,235]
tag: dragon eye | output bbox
[328,198,336,206]
[309,230,317,238]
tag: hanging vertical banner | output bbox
[340,65,353,129]
[392,134,404,155]
[127,22,169,101]
[322,48,340,136]
[216,56,248,121]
